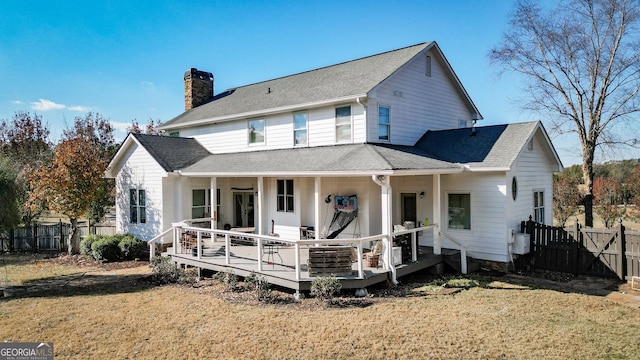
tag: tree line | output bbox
[554,159,640,228]
[0,111,160,254]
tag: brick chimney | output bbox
[184,68,214,111]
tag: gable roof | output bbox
[105,133,210,177]
[179,143,463,177]
[414,121,563,171]
[161,42,481,130]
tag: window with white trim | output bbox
[277,179,294,212]
[534,191,545,223]
[192,189,220,219]
[248,119,265,144]
[335,106,351,143]
[378,106,390,141]
[447,193,470,230]
[129,189,146,224]
[293,112,307,146]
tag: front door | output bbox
[233,192,254,228]
[401,193,417,225]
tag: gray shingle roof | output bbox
[161,43,433,129]
[180,143,462,175]
[415,121,541,169]
[132,133,210,172]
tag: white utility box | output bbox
[512,233,530,254]
[392,246,402,266]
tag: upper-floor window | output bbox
[293,112,308,146]
[534,190,545,223]
[248,119,265,144]
[335,106,351,143]
[130,189,146,224]
[448,193,470,230]
[378,106,390,141]
[277,179,294,212]
[168,131,180,137]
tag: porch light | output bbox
[419,191,425,199]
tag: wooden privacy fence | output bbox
[520,216,640,281]
[0,222,116,252]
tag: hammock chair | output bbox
[326,195,358,239]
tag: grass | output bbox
[1,255,640,359]
[0,254,87,286]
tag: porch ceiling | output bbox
[179,143,463,177]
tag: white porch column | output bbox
[210,177,217,230]
[175,176,183,222]
[314,176,321,240]
[257,177,264,235]
[433,173,441,255]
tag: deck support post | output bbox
[294,242,301,281]
[356,242,364,278]
[197,231,202,259]
[257,177,264,235]
[225,234,230,265]
[411,232,417,262]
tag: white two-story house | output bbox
[106,42,562,275]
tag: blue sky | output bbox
[1,0,627,166]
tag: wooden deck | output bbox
[169,237,442,292]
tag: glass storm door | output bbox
[233,192,254,227]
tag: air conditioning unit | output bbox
[512,233,530,254]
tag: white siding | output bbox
[439,172,510,262]
[115,143,166,241]
[508,131,557,230]
[178,102,367,154]
[367,48,475,145]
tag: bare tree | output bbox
[490,0,640,227]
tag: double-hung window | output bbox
[335,106,351,143]
[293,112,307,146]
[192,189,220,219]
[447,193,470,230]
[248,119,265,144]
[277,179,294,212]
[129,189,146,224]
[534,191,545,223]
[378,106,390,141]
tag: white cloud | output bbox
[141,81,155,87]
[68,105,90,112]
[11,100,23,105]
[111,121,131,133]
[30,99,65,111]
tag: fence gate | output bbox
[521,217,628,280]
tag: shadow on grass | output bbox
[1,271,157,300]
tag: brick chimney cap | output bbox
[184,68,213,81]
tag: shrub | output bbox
[118,235,146,260]
[214,270,238,292]
[245,272,271,301]
[80,234,103,256]
[150,256,182,284]
[90,236,121,261]
[310,275,342,301]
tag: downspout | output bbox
[371,175,398,285]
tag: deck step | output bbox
[442,249,481,273]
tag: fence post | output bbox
[9,229,14,252]
[573,219,580,275]
[33,223,39,253]
[59,220,64,252]
[618,220,626,281]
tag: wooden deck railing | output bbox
[150,219,438,283]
